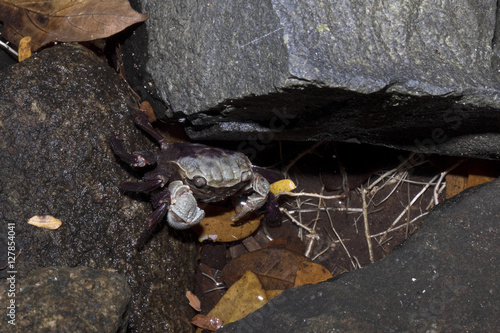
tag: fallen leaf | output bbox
[222,247,311,289]
[264,235,306,254]
[207,270,267,326]
[270,179,296,194]
[445,159,499,199]
[265,289,284,300]
[192,314,222,331]
[0,0,148,50]
[186,290,201,312]
[294,261,333,287]
[27,215,62,229]
[194,205,260,242]
[18,36,31,61]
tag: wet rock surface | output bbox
[0,266,131,333]
[123,1,500,159]
[221,178,500,332]
[0,44,196,332]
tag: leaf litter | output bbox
[192,141,499,331]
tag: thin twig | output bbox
[324,199,357,270]
[281,208,314,233]
[277,191,346,200]
[0,38,18,58]
[361,187,374,264]
[370,212,429,237]
[311,240,332,261]
[370,171,408,206]
[285,207,363,214]
[377,173,439,243]
[433,159,465,205]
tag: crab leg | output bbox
[136,188,171,249]
[134,113,170,150]
[261,193,282,227]
[110,137,157,167]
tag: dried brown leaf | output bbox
[0,0,148,50]
[294,261,333,287]
[191,314,222,331]
[186,290,201,312]
[222,247,310,289]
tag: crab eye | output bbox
[192,176,207,188]
[241,170,253,182]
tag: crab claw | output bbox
[167,181,205,229]
[232,173,270,221]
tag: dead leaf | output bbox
[264,235,306,254]
[27,215,62,229]
[18,36,31,61]
[192,314,222,331]
[207,270,267,326]
[445,159,499,199]
[294,261,333,286]
[265,289,284,300]
[186,290,201,312]
[222,247,311,289]
[194,205,260,242]
[0,0,148,50]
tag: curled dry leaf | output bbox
[27,215,62,230]
[18,36,31,62]
[0,0,148,50]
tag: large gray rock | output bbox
[0,44,196,332]
[124,0,500,159]
[221,178,500,332]
[0,267,131,333]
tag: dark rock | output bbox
[0,266,131,333]
[221,178,500,332]
[0,43,196,332]
[123,1,500,159]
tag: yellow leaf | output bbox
[208,270,268,326]
[18,36,31,62]
[194,205,260,242]
[294,261,333,287]
[270,179,296,194]
[27,215,62,230]
[265,289,284,300]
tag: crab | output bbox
[110,113,282,248]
